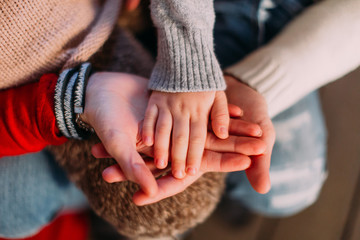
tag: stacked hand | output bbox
[142,90,231,179]
[82,72,274,205]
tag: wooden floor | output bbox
[186,68,360,240]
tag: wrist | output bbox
[54,62,94,140]
[224,74,247,88]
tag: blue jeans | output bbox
[214,0,328,217]
[0,151,87,238]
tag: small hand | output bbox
[225,75,276,194]
[141,91,230,179]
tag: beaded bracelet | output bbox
[54,62,94,140]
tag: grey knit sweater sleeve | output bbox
[149,0,226,92]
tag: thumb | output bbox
[211,91,230,139]
[102,132,158,197]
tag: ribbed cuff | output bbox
[224,47,290,117]
[149,25,226,92]
[38,74,68,146]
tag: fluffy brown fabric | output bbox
[49,24,226,239]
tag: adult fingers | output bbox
[246,123,275,194]
[205,134,266,155]
[229,118,263,137]
[228,104,243,118]
[211,91,230,139]
[132,151,251,206]
[200,151,252,173]
[91,143,111,158]
[246,154,271,194]
[103,161,171,183]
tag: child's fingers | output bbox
[229,118,263,137]
[142,104,158,146]
[211,91,230,139]
[186,117,207,175]
[171,115,190,179]
[154,110,172,169]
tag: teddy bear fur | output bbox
[49,20,227,239]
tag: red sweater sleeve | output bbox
[0,74,68,158]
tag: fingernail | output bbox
[102,168,115,183]
[144,136,152,145]
[186,167,197,176]
[173,170,185,179]
[156,158,166,169]
[257,129,263,137]
[239,109,244,117]
[220,127,227,134]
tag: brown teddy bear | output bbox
[49,21,226,239]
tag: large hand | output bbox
[83,72,266,205]
[95,115,266,205]
[81,72,158,197]
[225,75,276,194]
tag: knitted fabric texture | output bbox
[49,26,226,239]
[0,0,121,89]
[149,0,226,92]
[1,0,225,93]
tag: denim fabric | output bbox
[214,0,328,216]
[0,151,87,238]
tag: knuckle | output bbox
[172,155,186,164]
[154,145,167,155]
[190,135,205,145]
[174,134,188,144]
[187,155,202,165]
[211,112,229,121]
[156,125,170,135]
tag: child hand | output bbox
[142,90,230,179]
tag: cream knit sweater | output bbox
[225,0,360,117]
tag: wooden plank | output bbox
[269,69,360,240]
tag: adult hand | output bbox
[95,115,266,205]
[225,75,276,194]
[83,72,266,205]
[81,72,158,197]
